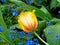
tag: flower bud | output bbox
[18,10,38,33]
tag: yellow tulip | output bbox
[18,10,38,33]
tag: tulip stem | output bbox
[34,31,49,45]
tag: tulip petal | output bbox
[18,16,32,32]
[18,10,38,33]
[31,11,38,29]
[24,13,34,29]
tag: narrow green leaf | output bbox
[40,6,52,20]
[0,8,15,45]
[33,0,41,6]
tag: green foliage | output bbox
[10,0,52,20]
[44,24,60,45]
[0,9,14,45]
[0,0,60,45]
[33,0,41,6]
[50,0,60,9]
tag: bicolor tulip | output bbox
[18,10,38,33]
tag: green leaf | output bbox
[11,24,21,29]
[37,20,46,34]
[9,0,52,20]
[0,33,10,45]
[56,2,60,7]
[50,0,60,9]
[50,18,60,25]
[50,0,57,9]
[0,8,15,45]
[44,24,60,45]
[57,0,60,3]
[40,6,52,20]
[33,0,41,6]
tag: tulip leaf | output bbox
[40,6,52,20]
[11,24,21,29]
[33,0,41,6]
[50,18,60,24]
[50,0,60,9]
[44,24,60,45]
[37,20,46,34]
[9,0,52,20]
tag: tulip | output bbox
[18,10,38,33]
[18,10,49,45]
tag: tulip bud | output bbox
[18,10,38,33]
